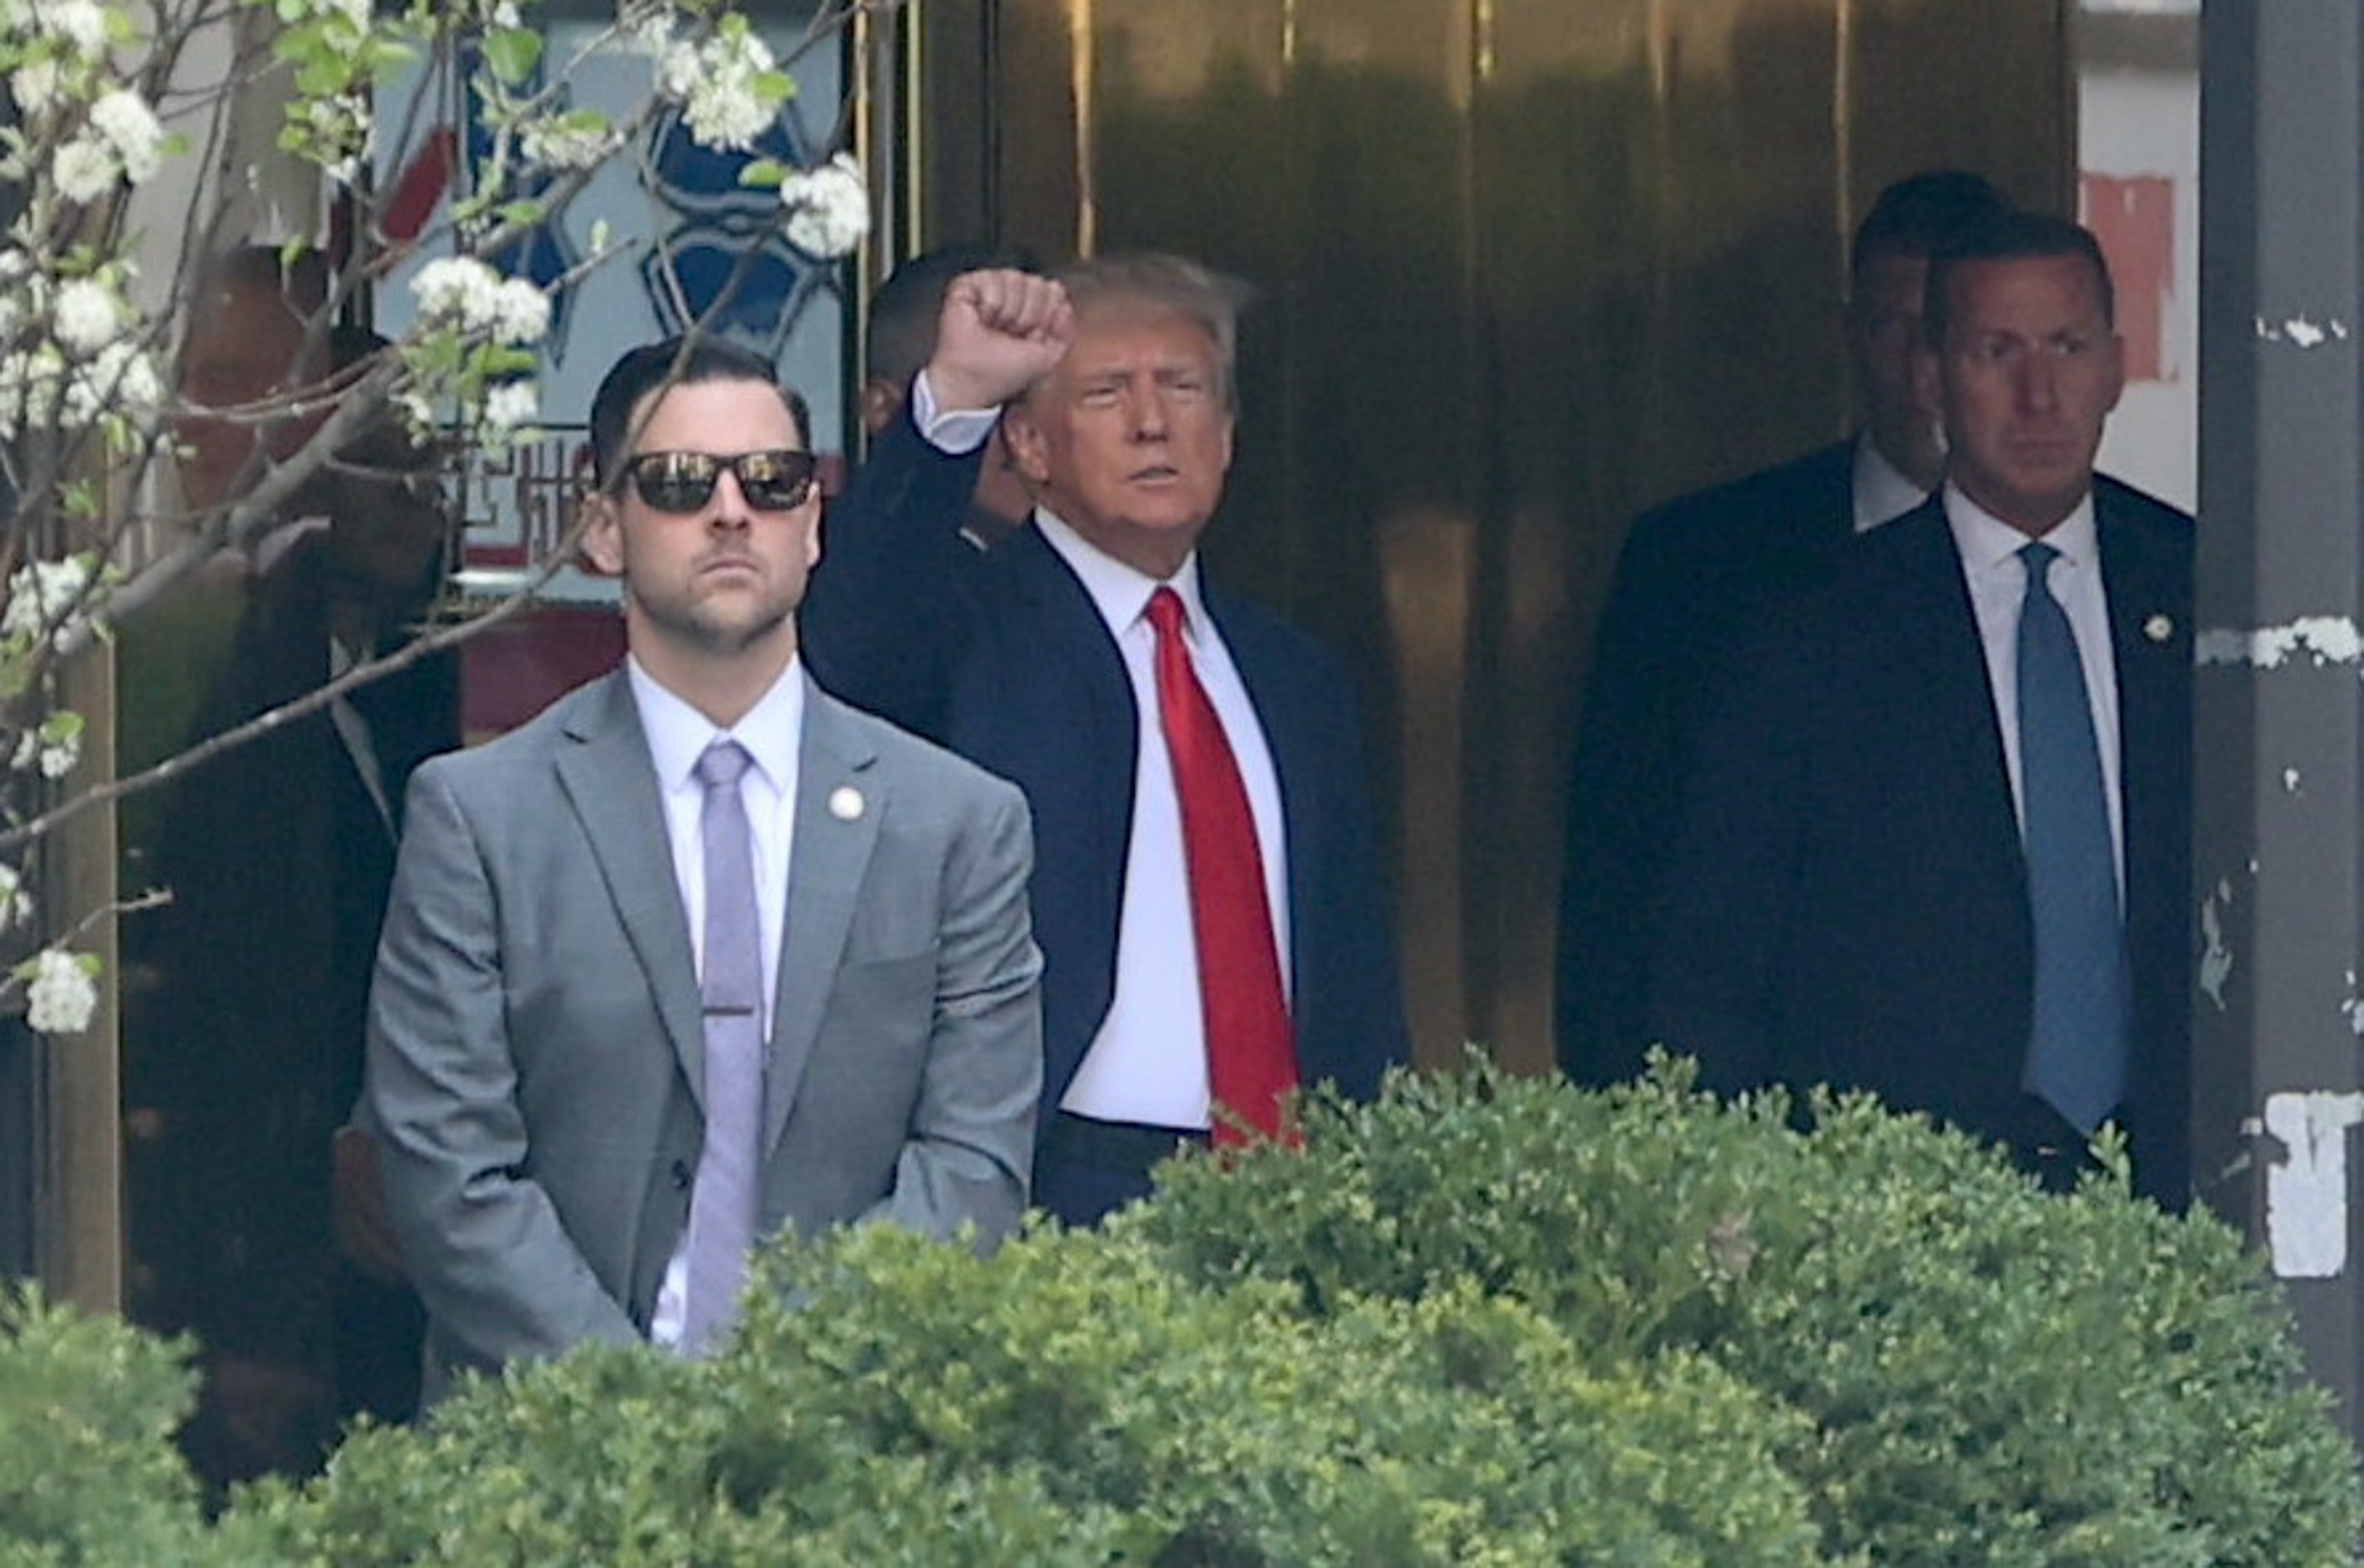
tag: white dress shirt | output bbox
[1852,432,1931,533]
[1032,511,1293,1131]
[1945,487,2125,890]
[625,654,806,1346]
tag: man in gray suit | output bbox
[365,336,1042,1396]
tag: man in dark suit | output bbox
[366,336,1042,1400]
[125,252,458,1487]
[1556,171,2013,1082]
[856,243,1039,551]
[1646,211,2193,1207]
[805,255,1408,1225]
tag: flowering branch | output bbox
[0,0,888,1033]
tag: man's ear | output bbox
[858,376,901,438]
[579,491,625,577]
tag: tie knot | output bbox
[2019,540,2061,593]
[695,738,753,792]
[1146,585,1188,641]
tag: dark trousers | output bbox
[1033,1112,1208,1226]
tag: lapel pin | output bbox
[2144,614,2175,644]
[828,786,866,822]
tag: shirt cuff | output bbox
[911,370,999,456]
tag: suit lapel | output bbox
[763,679,883,1152]
[2097,490,2186,818]
[1202,586,1315,991]
[1007,525,1139,889]
[551,671,707,1104]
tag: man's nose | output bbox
[708,469,753,525]
[1124,385,1171,439]
[2018,355,2060,413]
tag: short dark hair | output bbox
[1849,169,2014,284]
[866,243,1038,390]
[587,335,811,490]
[1922,210,2116,347]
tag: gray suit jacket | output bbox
[365,667,1041,1390]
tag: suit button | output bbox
[670,1159,692,1191]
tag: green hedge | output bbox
[0,1288,225,1568]
[1136,1059,2364,1566]
[4,1062,2356,1565]
[216,1229,1823,1566]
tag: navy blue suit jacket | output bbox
[804,411,1408,1138]
[1557,440,1867,1081]
[1644,480,2194,1206]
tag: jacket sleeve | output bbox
[859,775,1043,1243]
[365,763,643,1377]
[801,406,991,739]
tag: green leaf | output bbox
[482,27,543,85]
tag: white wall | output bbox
[2080,56,2200,511]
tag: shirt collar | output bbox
[625,652,808,793]
[1033,506,1211,641]
[1852,430,1932,532]
[1942,482,2100,578]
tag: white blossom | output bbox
[780,153,869,259]
[65,339,161,425]
[0,335,158,440]
[50,278,120,357]
[412,256,499,322]
[520,114,615,172]
[660,29,778,152]
[297,92,371,185]
[23,949,98,1035]
[11,61,63,117]
[394,387,435,432]
[0,345,66,437]
[35,0,108,57]
[483,379,538,432]
[34,730,78,779]
[410,258,549,346]
[88,90,165,185]
[488,279,550,345]
[52,137,116,204]
[0,866,29,933]
[2,557,96,644]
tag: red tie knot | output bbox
[1147,584,1188,642]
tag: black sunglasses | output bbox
[616,448,819,513]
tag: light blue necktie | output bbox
[682,738,764,1354]
[2015,541,2131,1134]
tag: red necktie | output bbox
[1146,587,1299,1144]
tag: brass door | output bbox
[894,0,2070,1070]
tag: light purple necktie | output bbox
[682,738,764,1354]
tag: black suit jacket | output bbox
[1643,480,2194,1206]
[804,412,1408,1140]
[126,534,459,1364]
[1556,440,1868,1081]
